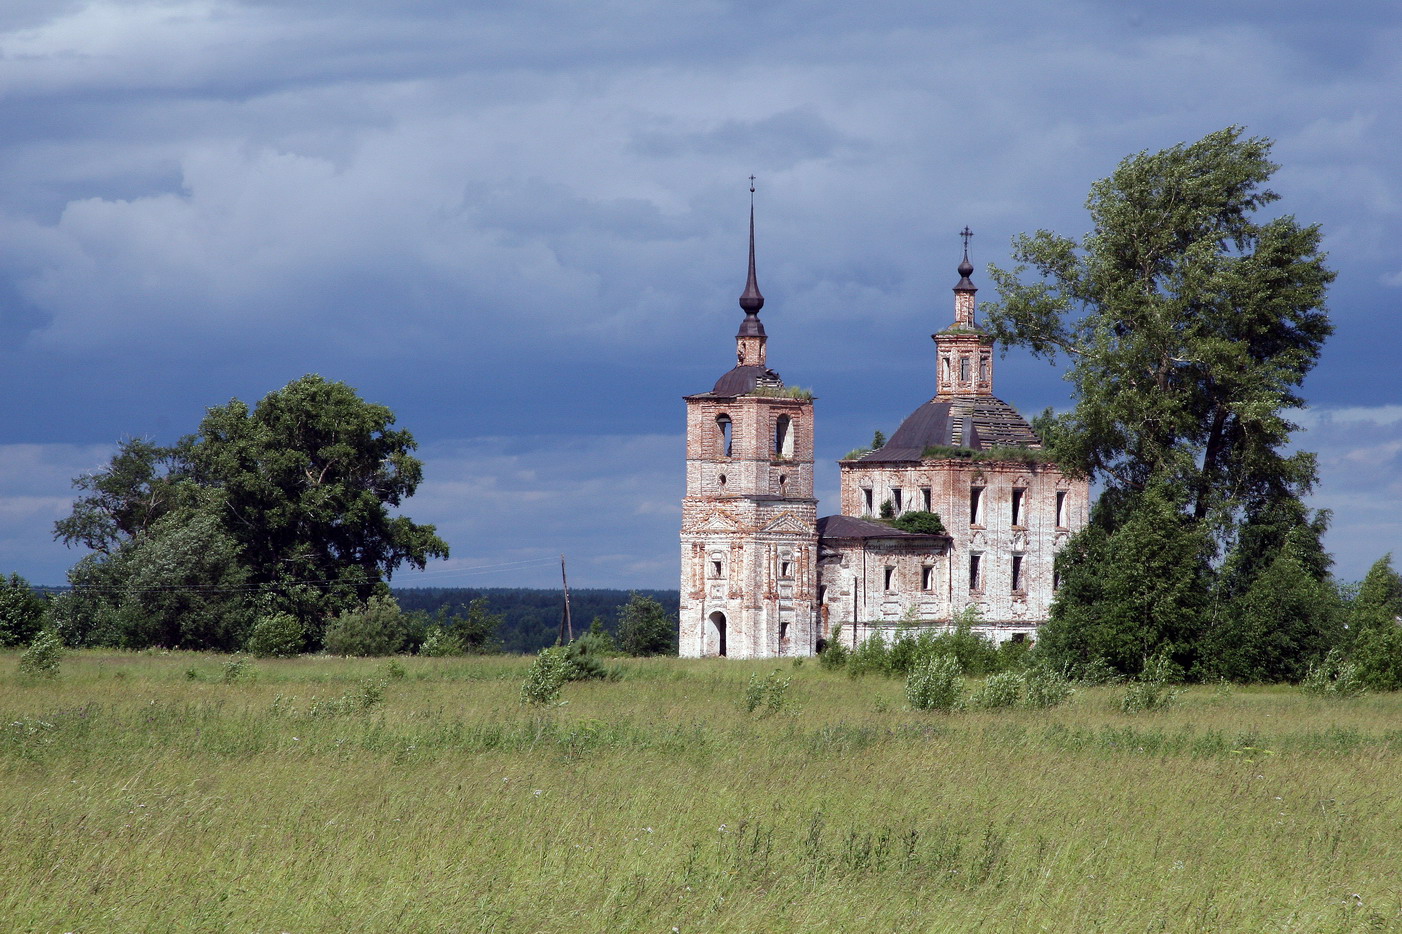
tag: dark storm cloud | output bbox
[1,0,1399,585]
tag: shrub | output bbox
[969,671,1024,709]
[564,632,623,682]
[520,646,571,705]
[323,594,407,657]
[1069,657,1122,685]
[906,655,963,711]
[818,626,849,670]
[1023,666,1074,709]
[418,626,466,657]
[743,669,792,714]
[1350,625,1402,691]
[1301,650,1366,697]
[923,621,1000,676]
[245,612,305,658]
[18,630,63,679]
[1120,654,1181,713]
[618,593,678,656]
[221,657,256,684]
[890,511,946,535]
[848,633,892,678]
[308,679,387,717]
[0,574,47,648]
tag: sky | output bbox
[1,0,1399,590]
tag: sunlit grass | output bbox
[3,651,1400,932]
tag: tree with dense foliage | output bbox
[1347,554,1402,690]
[0,573,47,647]
[617,592,678,656]
[890,511,946,535]
[54,375,447,649]
[985,127,1335,677]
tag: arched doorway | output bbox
[707,611,727,657]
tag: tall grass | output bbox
[3,650,1400,932]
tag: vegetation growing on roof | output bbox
[920,444,1056,464]
[890,511,947,535]
[747,385,815,400]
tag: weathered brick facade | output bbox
[680,224,1088,658]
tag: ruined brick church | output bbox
[679,202,1089,658]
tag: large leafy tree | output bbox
[985,128,1335,676]
[617,593,678,657]
[56,375,448,647]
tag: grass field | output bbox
[3,651,1400,933]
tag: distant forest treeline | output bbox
[394,588,680,654]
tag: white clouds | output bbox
[0,443,113,583]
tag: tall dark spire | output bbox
[738,176,765,322]
[955,225,976,292]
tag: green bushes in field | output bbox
[968,671,1024,709]
[520,646,572,705]
[1301,650,1365,697]
[18,630,63,679]
[323,595,408,657]
[563,632,623,682]
[743,670,792,714]
[1120,654,1182,712]
[245,612,305,658]
[905,655,963,711]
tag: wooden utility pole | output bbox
[557,554,574,645]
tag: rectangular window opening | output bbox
[711,560,723,578]
[780,560,792,578]
[892,488,903,513]
[921,487,932,512]
[1056,491,1068,528]
[863,488,874,516]
[1011,555,1024,592]
[970,486,985,526]
[921,565,934,590]
[969,554,982,592]
[883,566,895,591]
[1012,488,1026,527]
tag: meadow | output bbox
[2,651,1400,933]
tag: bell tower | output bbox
[934,227,995,397]
[679,183,819,658]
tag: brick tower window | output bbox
[716,414,732,457]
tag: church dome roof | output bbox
[857,395,1041,462]
[708,365,783,397]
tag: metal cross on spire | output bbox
[960,225,974,257]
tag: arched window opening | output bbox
[774,415,794,458]
[716,414,733,457]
